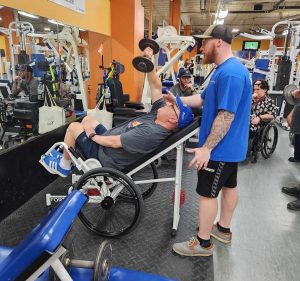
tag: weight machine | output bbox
[28,26,90,111]
[3,21,89,111]
[239,20,300,127]
[239,20,300,90]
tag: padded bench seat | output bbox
[0,191,87,280]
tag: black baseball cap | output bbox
[195,24,233,44]
[178,69,192,78]
[21,64,33,73]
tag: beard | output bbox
[202,45,216,65]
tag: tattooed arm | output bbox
[188,110,234,170]
[203,110,235,150]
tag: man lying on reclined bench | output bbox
[40,47,194,177]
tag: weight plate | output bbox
[283,84,298,105]
[132,56,154,73]
[93,240,113,281]
[139,38,160,54]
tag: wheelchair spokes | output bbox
[130,162,158,200]
[261,123,278,159]
[248,122,278,163]
[75,167,143,237]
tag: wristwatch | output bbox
[88,132,96,139]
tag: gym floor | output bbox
[0,125,299,281]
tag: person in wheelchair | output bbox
[40,48,194,177]
[250,80,276,135]
[12,65,39,101]
[247,80,276,158]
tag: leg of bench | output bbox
[50,259,73,281]
[171,144,183,236]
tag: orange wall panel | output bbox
[168,0,181,33]
[111,0,144,102]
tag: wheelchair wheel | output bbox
[261,123,278,159]
[75,167,144,237]
[131,162,158,200]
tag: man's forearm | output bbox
[260,113,274,121]
[147,70,162,90]
[92,135,122,148]
[203,110,234,150]
[12,81,22,96]
[181,94,203,108]
[147,70,162,103]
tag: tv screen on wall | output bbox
[242,41,260,51]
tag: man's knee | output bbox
[67,122,83,134]
[82,115,97,126]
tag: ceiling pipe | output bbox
[200,0,206,10]
[229,6,300,14]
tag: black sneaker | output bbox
[287,199,300,211]
[281,186,300,197]
[288,157,300,163]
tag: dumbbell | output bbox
[283,84,299,105]
[50,241,112,281]
[132,38,160,73]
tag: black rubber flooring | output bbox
[0,151,213,281]
[1,127,300,281]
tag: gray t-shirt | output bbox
[169,83,192,97]
[19,77,39,97]
[98,98,172,170]
[291,103,300,134]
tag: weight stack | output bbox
[275,60,292,91]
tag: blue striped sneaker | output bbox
[39,154,72,178]
[39,149,63,175]
[49,148,63,159]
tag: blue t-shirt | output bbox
[199,57,252,162]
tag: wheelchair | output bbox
[43,117,201,238]
[248,120,278,163]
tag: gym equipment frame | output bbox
[44,117,201,238]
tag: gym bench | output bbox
[0,190,178,281]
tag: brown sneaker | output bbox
[172,237,214,257]
[211,224,232,244]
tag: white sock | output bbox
[60,157,72,169]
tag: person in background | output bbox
[286,88,300,162]
[169,69,201,116]
[249,79,276,137]
[281,88,300,210]
[169,69,197,97]
[12,65,39,101]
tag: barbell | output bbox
[132,38,160,73]
[283,84,299,105]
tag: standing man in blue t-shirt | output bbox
[169,25,252,257]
